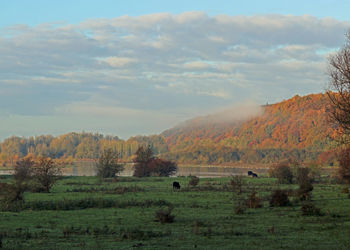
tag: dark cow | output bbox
[248,171,258,178]
[173,181,181,190]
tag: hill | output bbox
[160,93,339,165]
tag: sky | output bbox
[1,0,350,140]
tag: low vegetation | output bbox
[0,172,349,249]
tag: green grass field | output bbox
[0,175,349,249]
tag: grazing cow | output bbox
[173,181,181,190]
[248,171,258,178]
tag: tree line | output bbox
[0,133,168,166]
[0,131,338,166]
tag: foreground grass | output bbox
[0,176,349,249]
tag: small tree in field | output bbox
[96,149,124,179]
[11,157,35,200]
[133,145,154,177]
[33,157,61,192]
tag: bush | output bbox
[189,176,200,187]
[33,157,61,193]
[269,163,293,184]
[270,189,290,207]
[234,200,246,214]
[307,162,321,182]
[301,202,323,216]
[296,167,313,200]
[245,191,262,208]
[148,158,177,177]
[14,157,34,183]
[96,149,124,179]
[230,175,244,194]
[338,147,350,184]
[155,206,175,223]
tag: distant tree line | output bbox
[0,132,337,166]
[0,133,168,166]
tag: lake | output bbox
[0,163,268,177]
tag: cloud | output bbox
[0,12,349,139]
[99,57,138,67]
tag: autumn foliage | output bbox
[0,93,341,165]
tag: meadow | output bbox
[0,174,349,249]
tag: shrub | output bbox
[307,162,321,182]
[189,176,200,187]
[9,157,36,201]
[230,175,244,194]
[341,187,349,193]
[245,191,262,208]
[148,158,177,177]
[155,206,175,223]
[234,200,246,214]
[133,145,177,177]
[301,202,323,216]
[96,149,124,179]
[14,157,34,183]
[338,147,350,184]
[269,163,293,184]
[296,167,313,200]
[32,157,61,193]
[270,189,290,207]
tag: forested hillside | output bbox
[0,93,340,166]
[160,93,339,165]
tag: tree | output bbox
[12,157,35,200]
[133,145,154,177]
[33,157,61,192]
[133,145,177,177]
[95,149,124,178]
[327,31,350,136]
[338,147,350,184]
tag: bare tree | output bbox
[96,149,124,178]
[33,157,61,192]
[11,157,35,200]
[327,31,350,135]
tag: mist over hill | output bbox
[0,93,339,166]
[160,93,338,164]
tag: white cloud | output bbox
[100,57,138,67]
[0,12,349,139]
